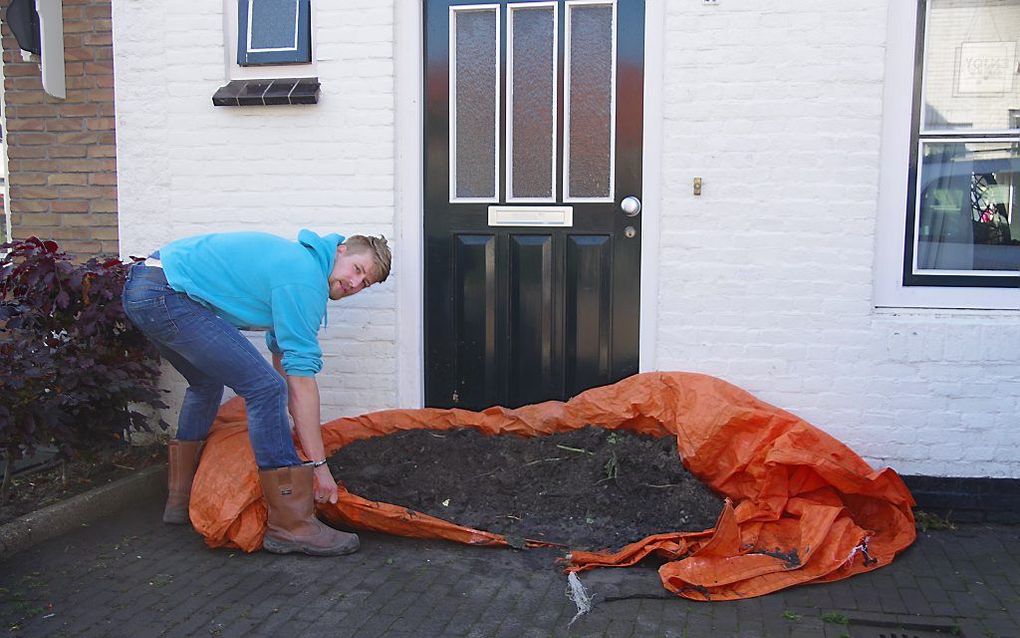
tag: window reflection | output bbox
[922,1,1020,133]
[917,141,1020,272]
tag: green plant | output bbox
[782,610,801,621]
[0,238,167,504]
[602,450,619,482]
[821,612,849,625]
[148,574,173,588]
[915,510,956,531]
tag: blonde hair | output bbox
[343,235,392,283]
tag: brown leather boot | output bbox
[163,439,204,524]
[259,464,360,556]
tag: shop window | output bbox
[904,0,1020,288]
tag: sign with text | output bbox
[958,42,1016,94]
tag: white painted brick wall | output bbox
[112,1,1020,479]
[657,1,1020,478]
[112,0,398,421]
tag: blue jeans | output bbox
[122,262,302,469]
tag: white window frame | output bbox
[873,0,1020,310]
[224,0,317,81]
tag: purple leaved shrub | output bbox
[0,237,167,472]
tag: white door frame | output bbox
[394,0,664,408]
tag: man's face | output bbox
[328,245,376,300]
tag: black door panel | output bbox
[565,235,613,398]
[508,233,556,407]
[452,233,497,409]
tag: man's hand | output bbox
[313,464,339,505]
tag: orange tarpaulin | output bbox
[189,371,916,600]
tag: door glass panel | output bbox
[915,140,1020,273]
[509,4,556,200]
[565,2,615,200]
[451,7,499,200]
[922,0,1020,132]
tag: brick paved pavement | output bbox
[1,500,1018,637]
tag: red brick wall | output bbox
[1,0,118,258]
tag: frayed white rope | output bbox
[565,572,595,626]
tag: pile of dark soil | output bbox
[0,445,163,525]
[329,426,723,552]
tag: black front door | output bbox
[424,0,644,410]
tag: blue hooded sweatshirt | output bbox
[159,229,344,377]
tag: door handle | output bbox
[620,196,641,217]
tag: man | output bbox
[122,229,391,556]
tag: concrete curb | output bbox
[0,464,166,562]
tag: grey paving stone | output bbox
[414,595,461,635]
[980,616,1020,638]
[249,605,303,636]
[604,615,638,637]
[521,628,559,638]
[303,610,349,638]
[660,601,697,634]
[877,587,909,614]
[466,620,506,637]
[971,583,1008,612]
[928,601,960,617]
[630,599,663,636]
[2,501,1020,638]
[569,607,612,636]
[75,621,120,638]
[898,586,934,615]
[794,616,834,638]
[709,605,740,634]
[914,575,953,603]
[441,602,490,636]
[350,612,405,637]
[734,599,767,637]
[526,595,569,632]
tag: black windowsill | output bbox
[212,78,320,107]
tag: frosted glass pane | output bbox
[567,4,613,199]
[249,0,298,50]
[511,7,555,199]
[454,9,498,199]
[922,0,1020,132]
